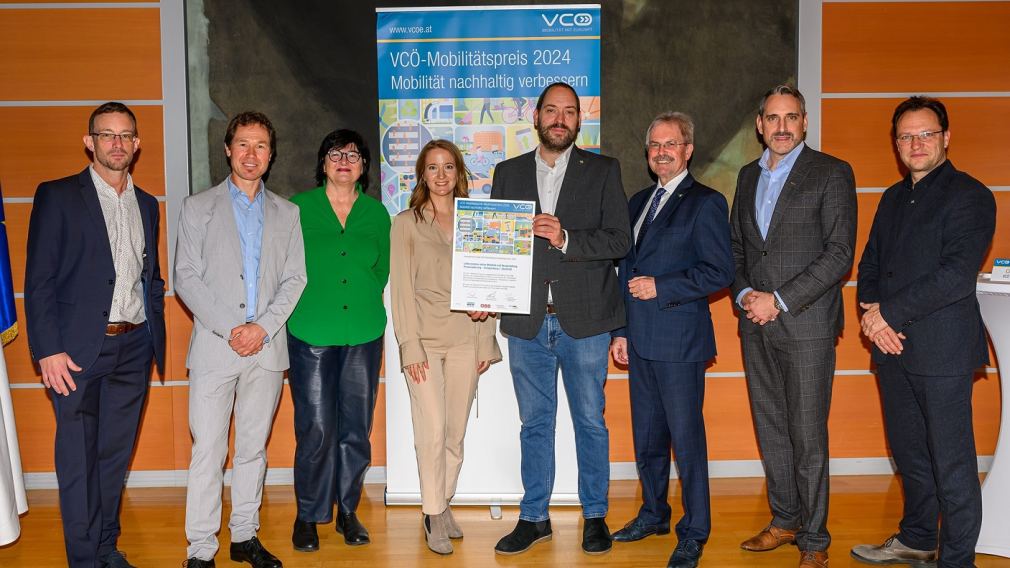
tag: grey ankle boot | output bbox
[443,505,463,539]
[423,512,453,555]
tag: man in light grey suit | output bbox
[731,86,856,568]
[175,111,306,568]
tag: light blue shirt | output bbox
[228,178,265,322]
[735,142,806,311]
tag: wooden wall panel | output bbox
[0,9,162,101]
[822,98,1010,188]
[0,106,167,198]
[823,2,1010,93]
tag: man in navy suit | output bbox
[25,102,166,568]
[610,112,734,568]
[852,97,996,567]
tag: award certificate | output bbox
[450,198,535,314]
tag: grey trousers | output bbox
[742,332,835,552]
[184,358,283,560]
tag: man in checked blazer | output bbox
[730,85,857,568]
[175,111,306,568]
[609,111,734,568]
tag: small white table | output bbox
[976,275,1010,558]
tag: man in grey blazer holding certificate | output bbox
[175,111,307,568]
[491,82,631,557]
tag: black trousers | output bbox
[287,333,382,522]
[741,333,835,552]
[51,327,153,568]
[878,361,982,568]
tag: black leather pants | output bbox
[287,332,382,522]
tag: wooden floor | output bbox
[1,476,1008,567]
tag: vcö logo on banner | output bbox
[541,12,593,27]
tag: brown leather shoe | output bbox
[799,550,828,567]
[740,525,797,551]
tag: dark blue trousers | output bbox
[878,361,982,568]
[628,344,710,542]
[51,327,153,568]
[287,333,382,522]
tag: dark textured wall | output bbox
[192,0,796,198]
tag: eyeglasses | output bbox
[895,130,943,145]
[326,149,362,163]
[647,141,690,152]
[90,131,137,144]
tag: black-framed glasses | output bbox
[327,149,362,163]
[895,130,943,145]
[647,140,690,152]
[90,131,137,144]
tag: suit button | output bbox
[108,279,114,285]
[240,274,244,280]
[341,279,347,284]
[886,272,893,277]
[761,251,768,256]
[340,251,347,256]
[239,303,245,309]
[761,281,768,287]
[343,305,349,310]
[102,311,108,317]
[632,268,638,274]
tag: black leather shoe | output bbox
[667,539,704,568]
[229,536,282,568]
[103,550,136,568]
[184,559,216,567]
[336,512,371,545]
[582,517,613,555]
[292,519,318,552]
[612,516,672,542]
[494,519,552,555]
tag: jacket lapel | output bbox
[553,146,585,219]
[258,189,277,295]
[77,169,115,269]
[638,173,695,251]
[514,151,543,214]
[739,165,764,241]
[766,146,813,238]
[214,181,244,266]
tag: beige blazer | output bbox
[389,209,501,368]
[174,180,307,372]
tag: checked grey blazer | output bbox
[729,145,857,341]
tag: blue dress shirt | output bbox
[228,178,265,322]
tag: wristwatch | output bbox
[773,295,784,312]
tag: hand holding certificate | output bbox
[450,198,536,314]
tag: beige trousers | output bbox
[406,342,480,514]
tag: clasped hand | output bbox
[859,302,905,355]
[229,323,267,357]
[742,291,780,325]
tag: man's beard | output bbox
[536,119,579,152]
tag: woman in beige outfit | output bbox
[390,140,501,555]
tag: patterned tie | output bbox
[636,187,666,249]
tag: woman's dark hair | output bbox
[314,129,370,188]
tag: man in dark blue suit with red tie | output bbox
[610,112,734,568]
[25,102,166,568]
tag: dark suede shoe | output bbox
[612,516,672,542]
[494,519,553,555]
[291,519,318,552]
[229,536,282,568]
[668,539,704,568]
[184,559,216,567]
[103,550,136,568]
[336,512,370,545]
[582,517,612,555]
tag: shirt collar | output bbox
[902,159,953,191]
[759,141,806,174]
[89,164,134,197]
[534,143,575,172]
[658,169,690,193]
[228,176,265,205]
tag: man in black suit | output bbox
[852,97,995,568]
[730,85,857,568]
[491,82,631,556]
[610,111,734,568]
[25,102,166,568]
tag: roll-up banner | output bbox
[379,5,602,506]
